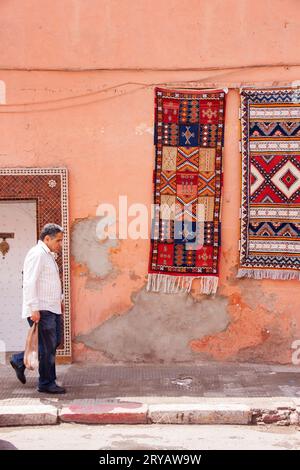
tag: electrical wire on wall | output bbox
[0,64,299,113]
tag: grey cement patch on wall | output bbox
[76,290,230,363]
[71,217,118,277]
[236,278,278,311]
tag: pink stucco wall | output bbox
[1,0,299,70]
[0,1,299,364]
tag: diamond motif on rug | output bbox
[271,161,300,198]
[238,88,300,279]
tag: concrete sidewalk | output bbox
[0,362,300,426]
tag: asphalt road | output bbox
[0,423,300,450]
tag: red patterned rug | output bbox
[238,88,300,279]
[147,87,226,294]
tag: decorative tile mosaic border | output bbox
[0,168,71,357]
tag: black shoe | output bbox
[10,359,26,385]
[38,384,66,394]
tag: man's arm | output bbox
[31,310,40,323]
[23,249,43,323]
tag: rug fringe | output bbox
[237,268,300,280]
[147,274,218,295]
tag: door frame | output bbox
[0,167,71,361]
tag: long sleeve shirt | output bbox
[22,240,62,318]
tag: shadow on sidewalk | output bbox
[0,439,18,450]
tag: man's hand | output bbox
[31,311,40,323]
[61,302,65,314]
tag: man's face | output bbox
[44,232,63,253]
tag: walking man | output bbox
[10,223,66,394]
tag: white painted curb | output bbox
[0,405,58,426]
[148,403,251,425]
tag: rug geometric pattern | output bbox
[150,87,226,277]
[239,88,300,277]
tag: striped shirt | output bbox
[22,240,62,318]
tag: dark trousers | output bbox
[12,311,62,388]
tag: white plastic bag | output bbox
[24,322,39,370]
